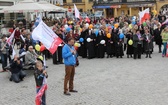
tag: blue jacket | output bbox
[62,44,76,66]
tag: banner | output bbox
[32,21,63,54]
[6,29,15,46]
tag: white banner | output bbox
[32,21,62,54]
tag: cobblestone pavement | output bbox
[1,45,168,105]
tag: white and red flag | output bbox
[6,29,15,46]
[32,20,63,54]
[139,8,150,24]
[74,4,82,20]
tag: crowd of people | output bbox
[0,12,168,104]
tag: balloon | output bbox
[119,33,124,39]
[35,44,40,51]
[87,38,91,42]
[89,24,93,29]
[114,23,119,28]
[80,28,82,32]
[79,38,84,42]
[74,42,79,47]
[132,21,136,25]
[66,27,71,32]
[100,40,105,44]
[85,23,89,28]
[95,29,99,36]
[108,26,111,30]
[40,45,45,52]
[64,24,68,29]
[106,33,111,38]
[78,43,81,47]
[111,25,114,29]
[128,39,133,45]
[38,56,43,61]
[105,27,108,33]
[69,25,72,29]
[129,24,132,29]
[74,46,78,50]
[143,22,147,26]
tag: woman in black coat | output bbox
[153,24,162,53]
[106,29,115,58]
[126,30,134,58]
[96,31,105,58]
[86,30,96,59]
[80,27,88,58]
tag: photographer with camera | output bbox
[9,55,26,83]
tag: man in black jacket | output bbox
[10,55,26,83]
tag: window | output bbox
[0,1,13,6]
[63,0,66,3]
[72,0,82,3]
[89,0,93,2]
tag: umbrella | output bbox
[38,1,66,12]
[2,0,57,13]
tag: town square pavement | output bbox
[0,45,168,105]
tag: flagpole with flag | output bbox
[32,20,63,54]
[139,8,150,24]
[74,4,81,20]
[6,29,16,47]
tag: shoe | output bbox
[120,56,122,58]
[162,54,165,57]
[149,56,152,58]
[64,92,71,96]
[146,56,148,58]
[159,51,162,53]
[127,55,129,58]
[69,90,78,93]
[106,55,109,58]
[9,77,12,81]
[110,55,113,58]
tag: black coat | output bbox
[86,33,96,58]
[34,69,48,87]
[10,60,23,74]
[126,32,134,55]
[153,28,162,45]
[96,33,105,58]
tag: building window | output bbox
[89,0,93,2]
[72,0,82,3]
[63,0,66,3]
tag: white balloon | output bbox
[85,23,89,28]
[64,24,68,29]
[100,40,105,44]
[78,43,81,47]
[87,38,91,42]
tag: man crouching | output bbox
[10,55,26,83]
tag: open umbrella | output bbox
[2,0,57,13]
[38,1,66,12]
